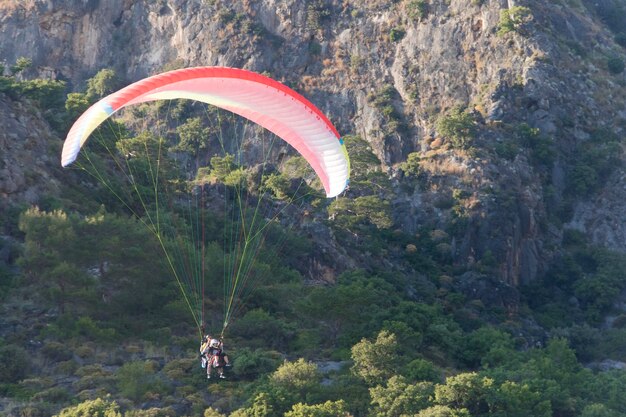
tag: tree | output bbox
[328,195,393,230]
[0,344,29,383]
[171,117,212,168]
[415,405,470,417]
[370,375,434,416]
[434,372,492,416]
[116,361,168,402]
[435,107,477,149]
[580,403,625,417]
[351,330,399,386]
[10,56,32,75]
[204,408,226,417]
[271,359,321,396]
[65,92,91,120]
[18,208,95,314]
[86,68,119,99]
[54,397,121,417]
[486,381,551,417]
[497,6,533,36]
[285,400,350,417]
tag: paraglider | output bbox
[62,66,350,197]
[61,68,350,372]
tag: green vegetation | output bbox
[497,6,533,36]
[2,59,626,417]
[389,27,406,42]
[607,56,625,74]
[435,107,478,149]
[399,152,423,177]
[367,85,408,135]
[406,0,428,22]
[306,0,332,31]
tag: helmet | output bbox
[210,339,220,348]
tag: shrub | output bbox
[271,358,321,394]
[41,341,73,363]
[404,358,442,382]
[435,107,477,149]
[406,0,428,21]
[390,27,406,42]
[230,309,296,350]
[0,345,29,383]
[285,400,350,417]
[232,348,281,378]
[607,56,625,74]
[400,152,423,177]
[262,172,292,200]
[497,6,533,36]
[10,56,32,75]
[32,386,71,403]
[86,68,119,99]
[56,398,122,417]
[116,361,170,402]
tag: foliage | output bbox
[370,376,434,416]
[328,195,393,230]
[607,56,625,74]
[116,361,169,402]
[406,0,428,21]
[366,85,407,135]
[203,154,246,186]
[65,92,91,121]
[11,56,32,75]
[416,405,471,417]
[231,348,282,379]
[565,127,621,197]
[399,152,422,177]
[262,172,292,200]
[170,117,212,167]
[86,68,120,99]
[306,0,331,31]
[54,397,121,417]
[389,27,406,42]
[284,400,350,417]
[516,123,554,168]
[351,331,399,386]
[230,309,296,350]
[271,359,321,395]
[497,6,533,36]
[435,107,477,149]
[0,344,29,383]
[297,271,400,349]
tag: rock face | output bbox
[0,96,61,208]
[0,0,625,286]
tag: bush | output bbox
[406,0,428,21]
[497,6,533,36]
[41,341,73,363]
[435,107,477,149]
[607,56,625,74]
[32,386,72,403]
[404,358,442,382]
[232,348,281,378]
[56,398,122,417]
[0,345,29,383]
[116,361,170,402]
[230,309,296,350]
[390,27,406,42]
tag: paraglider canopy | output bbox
[62,66,350,197]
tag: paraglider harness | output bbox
[200,326,229,374]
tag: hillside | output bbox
[1,0,625,416]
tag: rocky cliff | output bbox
[1,0,625,287]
